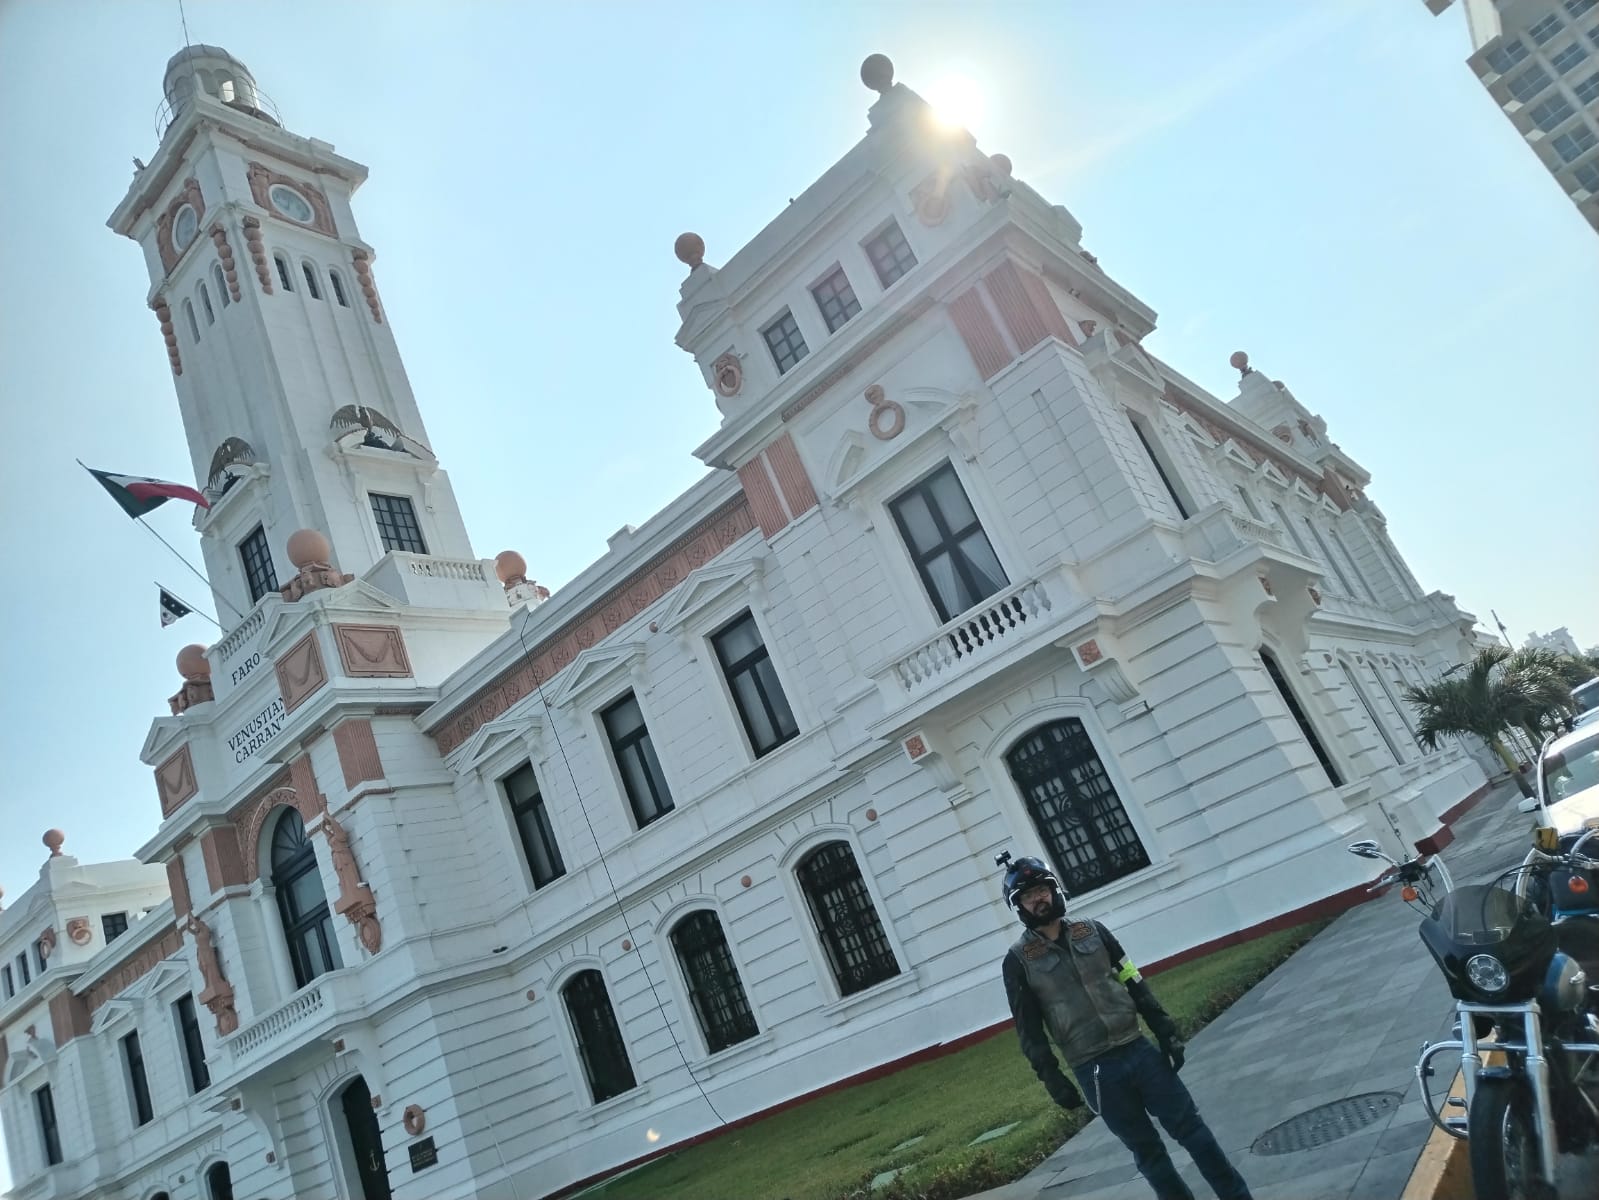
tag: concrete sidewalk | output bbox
[969,782,1536,1200]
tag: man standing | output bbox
[999,853,1252,1200]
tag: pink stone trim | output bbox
[185,915,238,1035]
[351,249,384,323]
[242,216,273,293]
[712,352,743,398]
[151,299,183,376]
[740,875,752,888]
[85,925,184,1014]
[403,1105,426,1136]
[246,163,337,237]
[155,177,205,274]
[208,223,242,302]
[737,456,788,539]
[764,433,819,518]
[49,990,92,1045]
[324,813,382,954]
[333,719,384,789]
[864,384,906,441]
[169,677,214,715]
[167,858,193,920]
[66,917,92,946]
[37,926,57,961]
[332,624,412,678]
[949,288,1010,380]
[275,632,329,714]
[155,745,199,817]
[903,734,928,760]
[200,827,248,891]
[1077,639,1103,666]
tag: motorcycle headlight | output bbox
[1467,954,1510,994]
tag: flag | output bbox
[85,466,209,516]
[160,587,192,628]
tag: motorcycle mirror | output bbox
[1346,840,1384,860]
[1516,796,1541,815]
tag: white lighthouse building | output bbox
[0,48,1492,1200]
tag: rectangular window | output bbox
[1272,502,1312,556]
[503,762,566,888]
[1260,650,1343,787]
[1234,485,1264,521]
[712,611,799,758]
[888,462,1010,623]
[602,693,674,828]
[1485,39,1529,74]
[1566,0,1597,17]
[1128,417,1192,520]
[761,309,809,375]
[811,266,862,333]
[1575,158,1599,191]
[2,964,12,998]
[1507,65,1552,101]
[174,994,211,1093]
[1529,93,1577,130]
[864,219,918,287]
[1339,661,1404,765]
[35,1085,61,1166]
[1551,41,1590,74]
[369,493,428,554]
[103,911,130,942]
[1328,524,1377,603]
[239,524,278,604]
[1553,124,1599,161]
[17,952,30,987]
[122,1030,155,1126]
[33,938,48,974]
[1375,666,1430,755]
[1574,71,1599,104]
[1305,519,1357,597]
[1530,14,1564,43]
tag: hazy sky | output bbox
[2,0,1597,1184]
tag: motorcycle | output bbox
[1415,827,1599,1200]
[1346,837,1453,914]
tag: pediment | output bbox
[1292,479,1320,504]
[141,718,190,766]
[90,997,138,1034]
[822,387,976,501]
[1110,340,1166,391]
[4,1041,49,1084]
[657,554,767,635]
[451,711,544,775]
[258,581,399,652]
[548,640,649,709]
[1258,461,1292,490]
[1219,439,1256,469]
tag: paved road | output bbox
[969,783,1599,1200]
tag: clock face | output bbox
[269,184,314,225]
[173,204,199,250]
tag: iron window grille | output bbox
[175,993,211,1093]
[103,911,129,942]
[888,462,1009,623]
[35,1085,61,1166]
[122,1030,155,1126]
[562,970,637,1102]
[369,493,428,554]
[270,809,343,988]
[811,266,862,333]
[602,693,675,828]
[795,842,900,996]
[1005,719,1151,896]
[239,525,278,603]
[761,309,809,374]
[670,911,759,1053]
[1260,649,1344,787]
[712,612,799,757]
[503,763,566,888]
[864,220,918,287]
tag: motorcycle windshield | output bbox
[1426,883,1534,947]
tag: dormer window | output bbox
[761,309,809,375]
[864,219,917,288]
[811,266,861,333]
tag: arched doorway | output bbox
[337,1075,392,1200]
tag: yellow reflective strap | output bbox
[1115,958,1142,984]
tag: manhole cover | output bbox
[1250,1092,1402,1156]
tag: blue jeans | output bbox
[1074,1039,1252,1200]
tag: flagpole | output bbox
[157,582,224,631]
[135,517,245,622]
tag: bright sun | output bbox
[926,73,985,130]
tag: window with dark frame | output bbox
[103,911,130,942]
[1005,719,1151,896]
[270,808,343,988]
[1530,12,1564,43]
[274,254,294,292]
[122,1030,155,1126]
[1260,648,1344,787]
[503,762,566,888]
[239,524,279,604]
[185,299,201,344]
[602,693,674,828]
[1484,39,1528,74]
[200,283,216,324]
[811,266,862,333]
[2,963,12,998]
[712,612,798,758]
[888,463,1009,623]
[301,262,322,300]
[205,1162,235,1200]
[213,264,230,308]
[562,969,637,1103]
[670,910,759,1053]
[1339,661,1404,765]
[864,220,917,287]
[175,993,211,1093]
[369,493,428,554]
[35,1084,61,1166]
[1128,417,1192,520]
[329,269,350,307]
[16,952,29,986]
[33,937,48,974]
[795,842,900,997]
[1376,666,1430,754]
[761,309,809,374]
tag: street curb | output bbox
[1400,1069,1470,1200]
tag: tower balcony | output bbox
[212,968,368,1086]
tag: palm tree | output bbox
[1501,647,1581,742]
[1403,647,1538,794]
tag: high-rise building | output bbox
[1428,0,1599,231]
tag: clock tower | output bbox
[108,46,476,621]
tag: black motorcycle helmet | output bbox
[997,852,1067,928]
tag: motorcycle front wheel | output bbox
[1467,1076,1558,1200]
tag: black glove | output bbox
[1049,1081,1084,1110]
[1159,1034,1186,1073]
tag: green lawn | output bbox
[577,920,1327,1200]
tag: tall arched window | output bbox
[329,268,350,307]
[669,911,757,1053]
[561,970,636,1103]
[270,809,342,988]
[199,282,215,325]
[274,253,294,292]
[794,842,899,996]
[204,1163,233,1200]
[302,262,322,300]
[184,299,201,343]
[1259,648,1343,787]
[212,264,230,308]
[1005,719,1150,896]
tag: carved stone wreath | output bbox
[712,352,743,399]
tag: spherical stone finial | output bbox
[43,830,65,858]
[861,53,894,94]
[673,232,705,269]
[286,528,332,570]
[989,153,1013,178]
[494,550,528,585]
[1229,350,1250,372]
[176,644,211,681]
